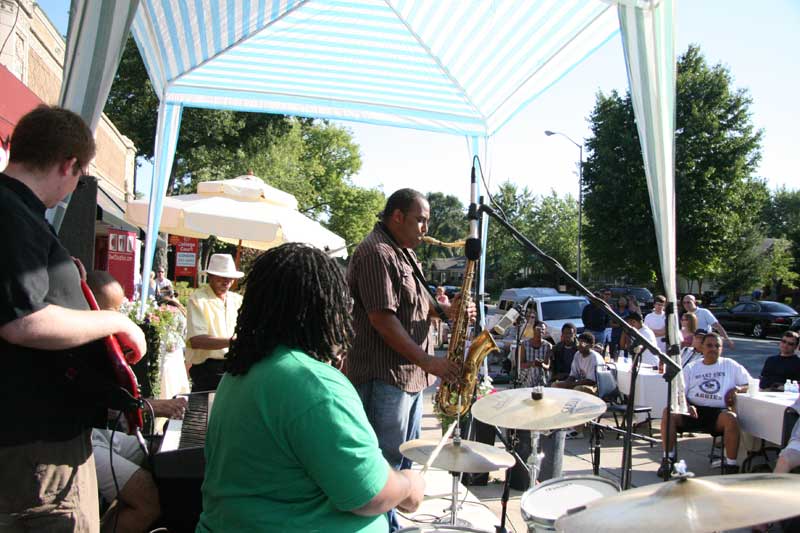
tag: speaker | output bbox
[58,175,97,267]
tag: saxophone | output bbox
[430,237,499,417]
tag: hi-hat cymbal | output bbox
[470,387,607,431]
[399,438,515,473]
[555,474,800,533]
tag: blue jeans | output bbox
[355,380,423,470]
[356,380,423,532]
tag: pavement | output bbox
[397,385,763,533]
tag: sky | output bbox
[38,0,800,206]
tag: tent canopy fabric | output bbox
[131,0,621,136]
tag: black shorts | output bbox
[680,405,725,433]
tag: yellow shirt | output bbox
[185,284,242,365]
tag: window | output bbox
[760,302,796,314]
[540,299,588,321]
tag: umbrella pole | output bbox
[235,239,242,270]
[233,240,242,290]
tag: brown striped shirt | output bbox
[345,223,434,393]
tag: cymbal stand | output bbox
[437,390,471,527]
[492,426,529,533]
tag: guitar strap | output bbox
[376,223,448,321]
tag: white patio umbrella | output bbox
[125,174,347,258]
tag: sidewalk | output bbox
[398,385,750,532]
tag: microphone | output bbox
[465,165,481,261]
[492,307,519,336]
[491,297,533,336]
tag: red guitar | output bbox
[80,280,144,434]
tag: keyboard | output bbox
[153,391,215,479]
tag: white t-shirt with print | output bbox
[683,357,750,408]
[569,350,604,383]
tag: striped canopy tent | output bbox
[58,0,679,352]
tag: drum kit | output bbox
[398,387,800,533]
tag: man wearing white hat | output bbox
[186,254,244,391]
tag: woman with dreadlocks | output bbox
[196,243,424,533]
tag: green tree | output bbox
[416,193,466,264]
[484,182,536,293]
[582,45,766,290]
[525,191,579,275]
[762,238,799,297]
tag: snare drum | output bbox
[520,475,619,532]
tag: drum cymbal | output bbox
[470,387,607,431]
[399,438,515,473]
[555,474,800,533]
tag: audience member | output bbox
[758,331,800,391]
[680,328,706,368]
[582,293,609,349]
[658,333,749,477]
[680,312,698,347]
[549,323,578,382]
[518,321,552,386]
[154,266,173,299]
[682,294,734,348]
[644,295,667,354]
[609,297,630,358]
[434,286,450,305]
[552,332,604,395]
[625,312,660,367]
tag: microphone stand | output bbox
[620,344,643,489]
[475,201,681,492]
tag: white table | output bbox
[613,360,669,419]
[736,391,798,444]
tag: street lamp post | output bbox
[544,130,583,283]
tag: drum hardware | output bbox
[400,434,514,528]
[587,420,660,476]
[554,473,800,533]
[521,475,620,532]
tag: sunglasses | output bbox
[781,339,798,347]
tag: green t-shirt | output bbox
[197,346,389,532]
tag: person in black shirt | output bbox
[0,106,146,532]
[550,322,578,382]
[759,331,800,391]
[581,292,609,348]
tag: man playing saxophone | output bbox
[346,188,475,531]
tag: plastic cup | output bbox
[748,377,759,396]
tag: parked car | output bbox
[714,300,800,338]
[488,292,589,346]
[605,286,655,315]
[791,317,800,334]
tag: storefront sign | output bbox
[107,229,137,298]
[174,236,199,278]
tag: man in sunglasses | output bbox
[758,331,800,391]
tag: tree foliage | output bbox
[416,193,467,264]
[482,182,579,293]
[582,45,766,289]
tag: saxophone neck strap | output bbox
[376,223,448,321]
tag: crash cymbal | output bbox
[470,387,607,431]
[555,474,800,533]
[399,438,515,473]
